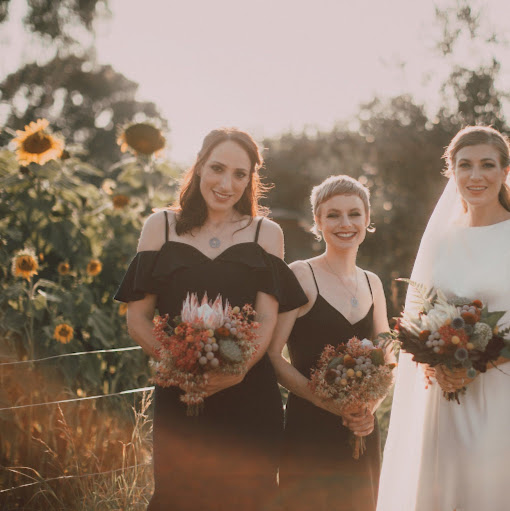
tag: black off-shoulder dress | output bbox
[115,215,307,511]
[278,263,380,511]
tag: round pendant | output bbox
[209,237,221,249]
[351,297,359,308]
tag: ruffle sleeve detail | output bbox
[113,251,164,302]
[258,252,309,313]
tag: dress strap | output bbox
[163,210,169,243]
[307,262,320,294]
[254,217,264,243]
[364,271,373,302]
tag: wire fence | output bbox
[0,345,154,497]
[0,345,143,368]
[0,462,152,494]
[0,385,155,412]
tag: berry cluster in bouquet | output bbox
[309,337,396,459]
[150,293,259,415]
[396,280,510,403]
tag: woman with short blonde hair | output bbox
[269,174,392,511]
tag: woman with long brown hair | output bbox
[115,128,307,510]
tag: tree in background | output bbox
[1,54,167,169]
[262,0,509,318]
[0,0,110,47]
[0,0,168,170]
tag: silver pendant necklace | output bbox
[324,258,359,308]
[209,237,221,248]
[207,215,236,249]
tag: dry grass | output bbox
[1,389,154,511]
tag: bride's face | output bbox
[454,144,509,210]
[315,194,369,250]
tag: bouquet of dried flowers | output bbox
[396,280,510,403]
[151,293,259,415]
[309,336,395,459]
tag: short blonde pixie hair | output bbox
[310,175,371,240]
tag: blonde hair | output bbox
[310,175,371,240]
[443,125,510,212]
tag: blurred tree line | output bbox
[0,0,167,170]
[261,0,509,318]
[0,0,507,317]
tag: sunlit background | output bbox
[2,0,509,164]
[1,1,510,508]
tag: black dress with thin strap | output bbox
[114,215,308,511]
[279,263,380,511]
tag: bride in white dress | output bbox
[377,126,510,511]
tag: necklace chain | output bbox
[323,258,359,308]
[207,215,238,249]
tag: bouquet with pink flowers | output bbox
[151,293,259,415]
[309,337,395,459]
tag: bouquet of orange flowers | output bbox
[309,337,395,459]
[151,293,259,415]
[397,280,510,403]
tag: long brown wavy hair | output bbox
[443,125,510,212]
[172,128,271,235]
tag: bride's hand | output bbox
[421,363,435,387]
[435,365,477,392]
[199,371,246,397]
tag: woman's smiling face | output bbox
[199,140,252,213]
[454,144,509,210]
[315,194,369,250]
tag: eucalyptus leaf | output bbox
[480,310,506,328]
[327,356,344,369]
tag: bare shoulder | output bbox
[256,217,284,258]
[289,260,316,294]
[363,270,385,296]
[289,259,310,278]
[137,209,174,252]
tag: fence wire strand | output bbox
[0,345,143,368]
[0,386,155,412]
[0,462,152,494]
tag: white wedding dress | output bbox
[378,216,510,511]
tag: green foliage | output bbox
[0,0,110,46]
[1,55,168,170]
[0,119,176,508]
[0,122,176,396]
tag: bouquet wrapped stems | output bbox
[352,435,366,461]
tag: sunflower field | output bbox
[0,119,177,509]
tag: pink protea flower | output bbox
[181,292,229,330]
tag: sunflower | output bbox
[54,323,74,344]
[11,249,39,280]
[86,259,102,277]
[118,303,128,316]
[13,119,64,166]
[112,194,130,209]
[117,122,165,156]
[58,262,71,276]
